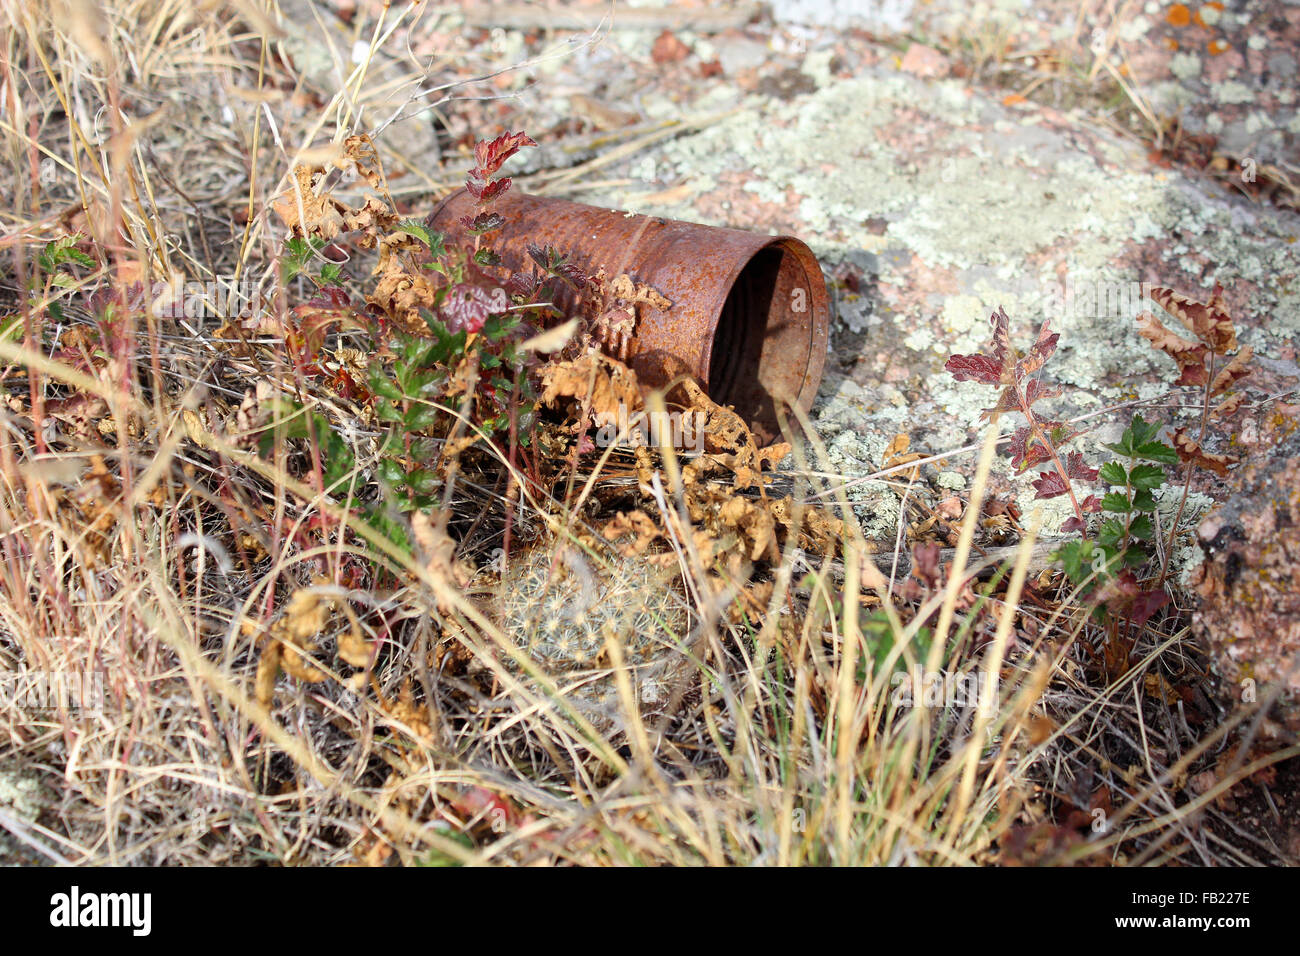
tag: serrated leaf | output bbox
[1097,518,1126,548]
[1134,441,1178,466]
[945,353,1006,386]
[1101,491,1132,513]
[367,367,403,401]
[1128,464,1166,491]
[1032,469,1069,500]
[404,403,440,431]
[1063,450,1098,482]
[398,219,445,257]
[1098,461,1128,486]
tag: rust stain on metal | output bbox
[427,189,830,443]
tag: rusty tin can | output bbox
[427,189,829,442]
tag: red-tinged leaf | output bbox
[1130,588,1169,628]
[506,271,538,298]
[469,211,505,233]
[465,176,512,204]
[1214,392,1247,417]
[1007,426,1052,471]
[1209,345,1252,397]
[441,283,502,334]
[1061,516,1087,533]
[911,541,943,588]
[988,306,1013,370]
[450,786,518,827]
[946,352,1006,385]
[978,385,1021,421]
[1032,469,1069,499]
[1016,319,1059,378]
[1136,310,1208,386]
[1023,379,1061,408]
[555,260,587,290]
[1080,494,1102,513]
[472,131,538,179]
[1148,285,1237,353]
[950,307,1018,386]
[1064,451,1098,482]
[1170,427,1236,476]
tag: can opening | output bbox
[709,242,821,443]
[709,247,779,433]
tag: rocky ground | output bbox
[361,0,1300,656]
[354,0,1299,541]
[3,0,1297,865]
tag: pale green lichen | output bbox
[936,470,966,490]
[1214,81,1258,105]
[1170,53,1203,81]
[0,770,44,820]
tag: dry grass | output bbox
[0,0,1290,867]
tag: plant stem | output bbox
[1021,381,1082,519]
[1156,352,1216,586]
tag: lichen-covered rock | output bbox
[1193,424,1300,735]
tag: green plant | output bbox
[1055,413,1176,625]
[255,131,592,553]
[945,288,1251,632]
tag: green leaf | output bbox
[1128,513,1154,541]
[398,219,445,257]
[1131,488,1157,512]
[482,312,521,341]
[281,235,325,281]
[1055,540,1097,585]
[376,457,406,487]
[363,505,412,555]
[367,365,404,401]
[0,316,23,343]
[1098,461,1127,486]
[37,234,95,273]
[407,468,440,495]
[404,403,440,431]
[1135,441,1178,466]
[1101,491,1132,513]
[1127,463,1167,491]
[1096,518,1126,549]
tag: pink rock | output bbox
[900,43,950,79]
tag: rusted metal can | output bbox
[427,189,829,442]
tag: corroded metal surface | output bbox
[427,189,830,441]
